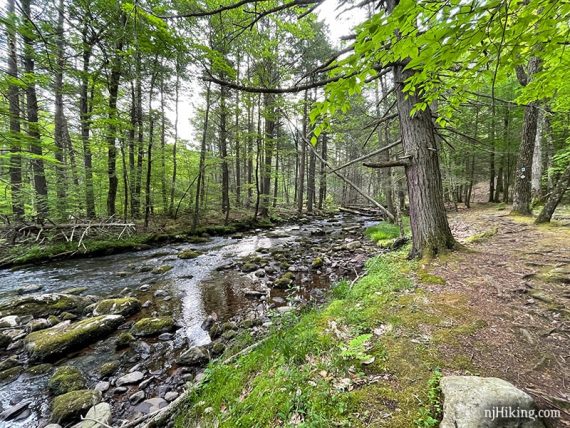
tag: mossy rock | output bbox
[311,257,323,268]
[48,315,60,326]
[187,236,211,244]
[0,366,22,385]
[27,363,53,376]
[273,272,296,289]
[24,315,125,362]
[48,366,86,395]
[177,249,202,260]
[50,389,102,424]
[99,361,120,378]
[151,265,174,274]
[0,293,92,318]
[241,262,258,273]
[131,317,175,337]
[116,332,135,349]
[61,287,88,295]
[60,312,77,321]
[93,297,141,317]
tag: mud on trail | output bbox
[425,205,570,426]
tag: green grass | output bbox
[365,218,410,248]
[175,248,482,427]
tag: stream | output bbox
[0,213,381,427]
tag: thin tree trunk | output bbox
[220,85,231,223]
[318,133,328,210]
[192,83,212,231]
[144,70,158,228]
[260,91,275,218]
[53,0,68,217]
[169,60,180,216]
[160,76,167,213]
[531,109,544,202]
[535,164,570,224]
[6,0,24,219]
[22,0,49,217]
[297,90,308,214]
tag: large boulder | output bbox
[130,317,175,337]
[0,294,93,318]
[441,376,546,428]
[50,390,102,425]
[24,315,124,362]
[48,366,86,396]
[92,298,141,317]
[178,346,209,366]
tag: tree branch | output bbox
[364,159,410,168]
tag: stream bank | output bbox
[0,212,383,427]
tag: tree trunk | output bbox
[531,109,544,202]
[260,92,275,218]
[22,0,49,217]
[535,164,570,224]
[6,0,24,219]
[393,63,455,258]
[220,85,231,223]
[80,23,96,218]
[169,62,180,216]
[192,83,212,232]
[160,77,168,213]
[144,71,158,228]
[318,133,328,210]
[105,20,124,217]
[307,139,316,212]
[53,0,68,217]
[511,57,541,215]
[297,90,308,214]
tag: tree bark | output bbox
[535,164,570,224]
[531,109,544,202]
[318,133,328,210]
[260,92,275,218]
[22,0,49,217]
[192,83,212,231]
[6,0,24,219]
[297,90,308,213]
[511,57,541,215]
[220,85,231,223]
[169,61,180,216]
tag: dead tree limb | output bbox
[364,159,410,168]
[329,140,402,173]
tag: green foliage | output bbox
[339,334,373,363]
[415,369,443,428]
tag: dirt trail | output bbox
[427,204,570,426]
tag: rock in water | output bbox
[92,297,141,317]
[130,317,175,337]
[178,346,209,366]
[50,390,102,424]
[440,376,546,428]
[0,294,92,318]
[48,366,86,395]
[0,400,31,421]
[24,315,124,362]
[116,371,145,386]
[134,397,168,415]
[70,402,111,428]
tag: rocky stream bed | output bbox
[0,213,383,427]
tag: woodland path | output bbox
[427,205,570,426]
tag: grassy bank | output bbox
[175,243,483,427]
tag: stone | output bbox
[70,402,111,428]
[177,249,201,259]
[116,371,144,386]
[440,376,546,428]
[221,329,237,340]
[158,332,173,341]
[164,391,179,402]
[24,315,124,362]
[142,300,152,308]
[346,241,362,250]
[134,397,168,415]
[27,363,53,376]
[60,312,77,321]
[131,317,175,337]
[16,284,43,294]
[211,342,226,355]
[50,390,102,424]
[94,381,110,393]
[0,355,19,372]
[93,298,141,317]
[29,318,51,332]
[178,346,209,366]
[113,387,127,394]
[61,287,88,296]
[151,265,173,274]
[0,400,31,421]
[0,294,92,318]
[99,361,120,378]
[48,366,86,395]
[0,315,20,328]
[129,390,145,404]
[276,306,294,314]
[311,257,324,268]
[44,425,62,428]
[154,289,168,298]
[0,366,22,384]
[273,272,295,289]
[116,332,135,349]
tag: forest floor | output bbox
[174,204,570,428]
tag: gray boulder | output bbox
[441,376,546,428]
[70,402,111,428]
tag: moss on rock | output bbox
[152,265,173,274]
[177,249,202,259]
[93,297,141,317]
[116,332,135,349]
[50,389,102,424]
[24,315,124,362]
[0,294,92,318]
[27,363,53,376]
[273,272,296,289]
[0,366,22,384]
[99,361,120,378]
[131,316,175,337]
[48,366,86,395]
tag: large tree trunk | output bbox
[6,0,24,219]
[220,85,231,223]
[511,58,541,215]
[160,77,168,213]
[22,0,49,217]
[53,0,68,217]
[80,24,96,218]
[144,71,158,228]
[535,164,570,224]
[393,63,455,258]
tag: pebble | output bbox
[94,381,110,393]
[116,371,144,386]
[113,387,127,394]
[158,333,173,341]
[164,391,179,402]
[129,390,145,405]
